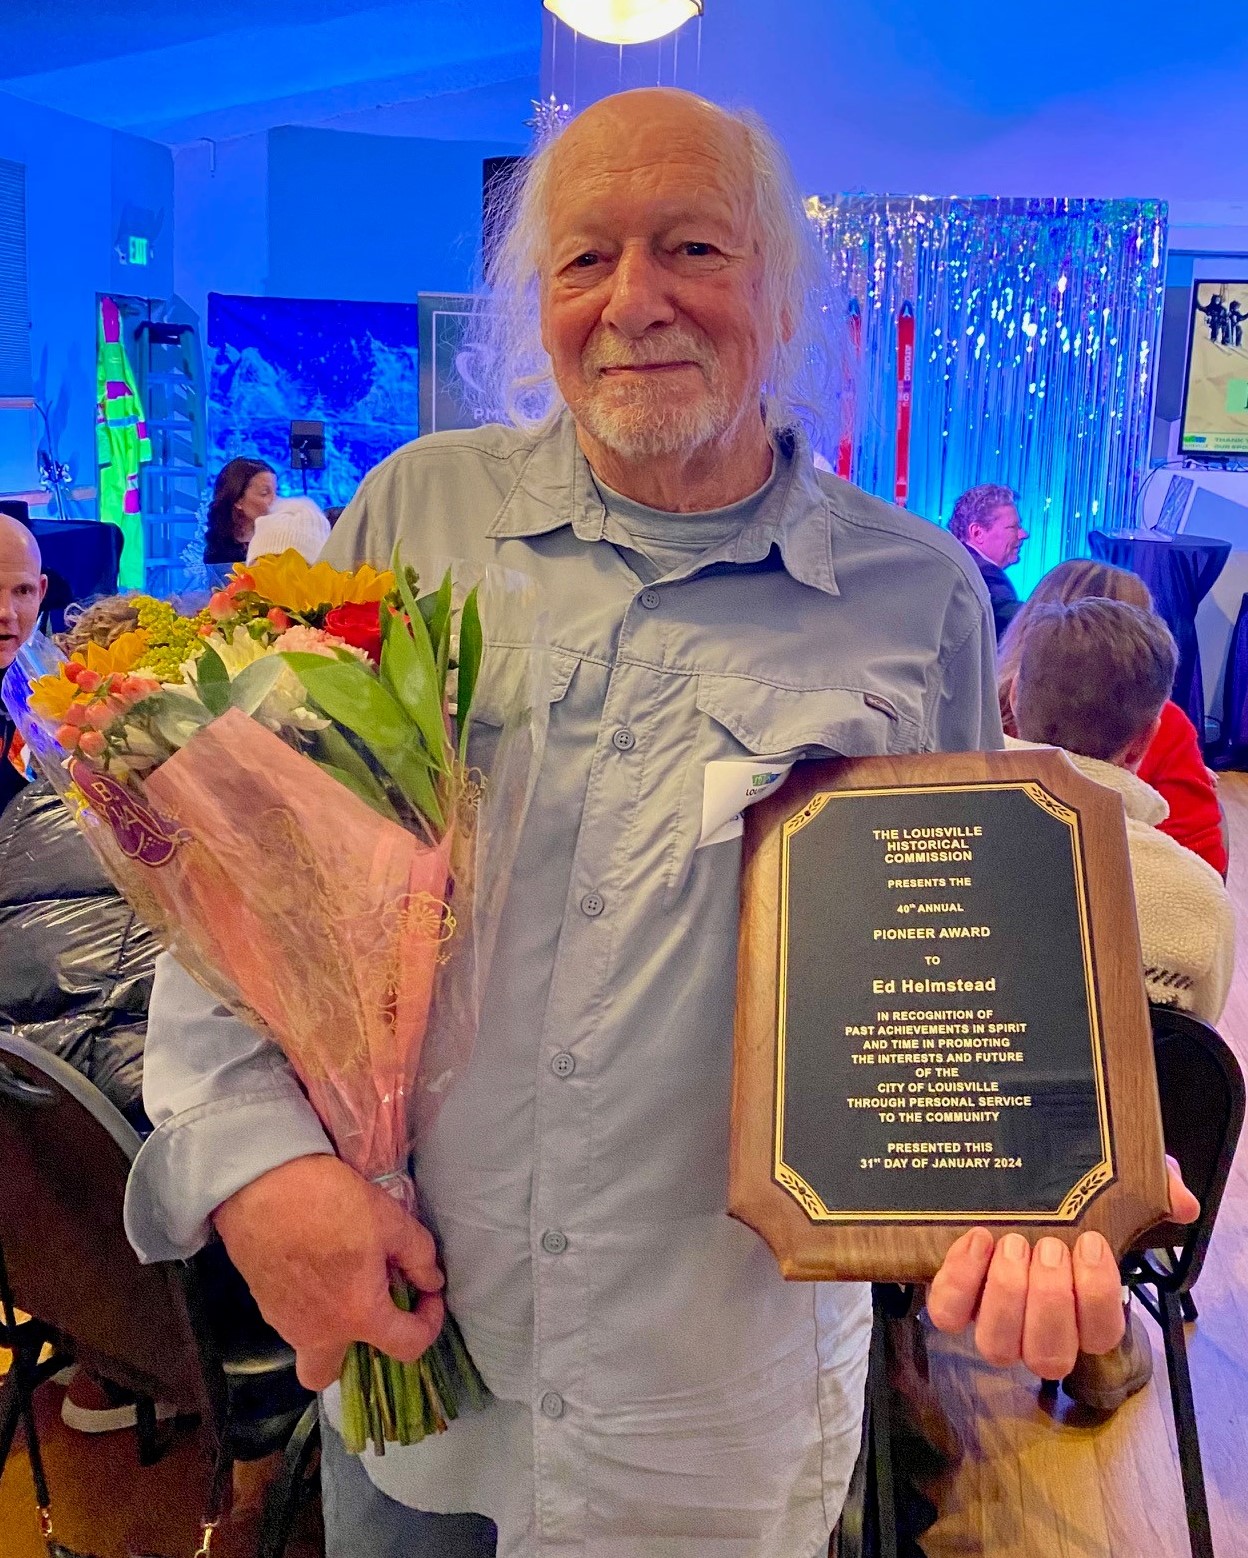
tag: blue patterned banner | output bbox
[207,293,419,513]
[806,196,1167,591]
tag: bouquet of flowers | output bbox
[3,549,546,1455]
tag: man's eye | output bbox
[679,242,717,257]
[571,252,600,269]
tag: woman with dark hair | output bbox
[204,458,277,566]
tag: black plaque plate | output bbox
[779,781,1108,1221]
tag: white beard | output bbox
[574,327,736,459]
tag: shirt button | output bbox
[580,891,604,917]
[541,1230,568,1255]
[551,1051,576,1078]
[540,1391,565,1420]
[611,728,636,752]
[639,588,661,609]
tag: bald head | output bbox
[547,89,754,217]
[0,513,46,669]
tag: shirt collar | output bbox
[486,411,840,596]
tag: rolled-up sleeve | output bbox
[124,953,332,1262]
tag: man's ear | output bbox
[538,277,553,357]
[778,301,796,346]
[1117,713,1163,772]
[38,574,47,607]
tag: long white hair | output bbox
[459,97,844,453]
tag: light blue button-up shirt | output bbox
[126,414,1001,1558]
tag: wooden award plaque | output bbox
[728,748,1171,1282]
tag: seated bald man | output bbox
[125,90,1196,1558]
[0,513,46,812]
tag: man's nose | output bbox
[600,247,677,339]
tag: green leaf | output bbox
[195,645,231,717]
[282,651,444,831]
[379,610,449,771]
[456,586,483,758]
[145,691,213,749]
[310,725,399,821]
[311,759,400,821]
[226,655,286,715]
[429,571,453,684]
[385,544,449,768]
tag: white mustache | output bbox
[583,331,715,375]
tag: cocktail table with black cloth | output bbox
[1088,530,1231,746]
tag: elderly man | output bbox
[947,483,1029,640]
[0,513,46,812]
[126,90,1188,1557]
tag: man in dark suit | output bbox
[947,483,1028,640]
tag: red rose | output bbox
[324,600,383,665]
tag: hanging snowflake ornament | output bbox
[526,94,573,146]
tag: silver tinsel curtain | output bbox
[806,196,1167,592]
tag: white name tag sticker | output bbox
[698,758,795,849]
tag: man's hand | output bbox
[926,1156,1199,1380]
[212,1155,445,1391]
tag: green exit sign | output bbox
[127,235,149,266]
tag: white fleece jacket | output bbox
[1007,741,1235,1024]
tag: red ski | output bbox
[894,300,915,507]
[835,297,862,481]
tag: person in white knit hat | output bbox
[245,496,331,564]
[1010,594,1235,1414]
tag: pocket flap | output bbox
[694,675,909,758]
[470,646,577,728]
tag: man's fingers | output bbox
[386,1202,446,1296]
[1072,1231,1127,1356]
[927,1227,994,1333]
[1165,1155,1200,1226]
[1020,1237,1079,1380]
[973,1232,1031,1367]
[297,1340,349,1393]
[362,1290,447,1365]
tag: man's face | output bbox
[0,533,46,670]
[540,95,773,463]
[970,504,1028,568]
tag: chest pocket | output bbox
[664,676,918,906]
[465,645,577,788]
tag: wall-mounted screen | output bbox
[1181,280,1248,456]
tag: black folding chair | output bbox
[1122,1005,1246,1558]
[0,1034,319,1558]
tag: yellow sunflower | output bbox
[28,671,78,721]
[241,551,395,615]
[28,629,153,720]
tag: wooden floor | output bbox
[4,778,1248,1557]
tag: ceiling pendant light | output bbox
[543,0,703,47]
